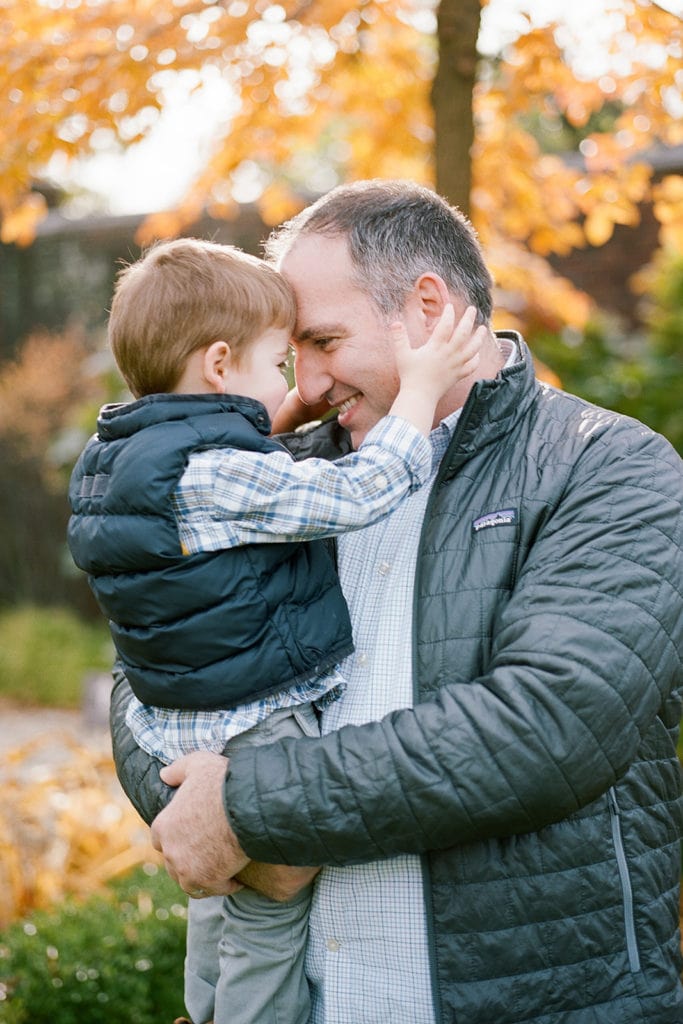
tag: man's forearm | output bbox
[111,670,319,899]
[109,666,173,825]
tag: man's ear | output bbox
[413,273,452,328]
[203,340,231,393]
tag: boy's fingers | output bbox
[451,306,476,338]
[389,321,411,352]
[459,330,485,359]
[461,352,481,375]
[437,303,456,334]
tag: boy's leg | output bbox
[187,702,319,1024]
[214,882,313,1024]
[184,895,225,1024]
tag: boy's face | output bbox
[227,327,291,422]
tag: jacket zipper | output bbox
[411,407,480,1024]
[607,786,641,973]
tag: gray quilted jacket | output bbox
[111,338,683,1023]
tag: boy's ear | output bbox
[203,340,231,392]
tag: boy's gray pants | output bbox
[184,702,319,1024]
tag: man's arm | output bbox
[217,422,683,868]
[127,416,682,880]
[111,672,319,898]
[149,753,319,900]
[110,665,173,824]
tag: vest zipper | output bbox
[607,786,641,973]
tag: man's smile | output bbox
[336,392,362,427]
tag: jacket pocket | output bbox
[608,786,641,973]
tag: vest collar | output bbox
[97,392,271,441]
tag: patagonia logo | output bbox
[472,508,517,533]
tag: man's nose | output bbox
[293,348,332,406]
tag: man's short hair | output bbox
[109,238,296,398]
[265,179,493,325]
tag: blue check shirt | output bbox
[126,414,432,763]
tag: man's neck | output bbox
[435,330,508,422]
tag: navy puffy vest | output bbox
[67,393,354,709]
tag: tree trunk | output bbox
[432,0,482,215]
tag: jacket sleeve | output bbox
[109,664,173,824]
[223,420,683,867]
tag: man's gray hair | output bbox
[264,179,493,324]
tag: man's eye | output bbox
[279,351,294,377]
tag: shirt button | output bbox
[357,652,368,666]
[377,561,391,576]
[326,938,341,953]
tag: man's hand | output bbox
[150,751,249,897]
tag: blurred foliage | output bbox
[0,727,156,926]
[0,606,112,706]
[1,1,682,332]
[0,325,122,613]
[0,686,185,1021]
[530,250,683,454]
[0,865,186,1024]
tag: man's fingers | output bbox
[159,755,192,788]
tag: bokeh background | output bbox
[0,1,681,1020]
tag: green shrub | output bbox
[0,604,112,707]
[530,252,683,457]
[0,864,187,1024]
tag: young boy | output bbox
[68,238,484,1024]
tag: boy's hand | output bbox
[391,304,484,403]
[270,386,330,435]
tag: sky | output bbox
[65,0,683,216]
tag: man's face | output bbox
[281,234,403,448]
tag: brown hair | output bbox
[108,238,296,397]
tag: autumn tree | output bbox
[1,0,682,331]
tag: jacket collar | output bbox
[438,332,537,481]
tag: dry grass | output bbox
[0,734,159,928]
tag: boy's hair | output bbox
[264,179,493,325]
[108,238,296,398]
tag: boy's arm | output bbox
[175,415,432,548]
[175,306,485,550]
[270,387,330,435]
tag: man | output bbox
[111,180,683,1023]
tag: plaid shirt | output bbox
[126,414,431,763]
